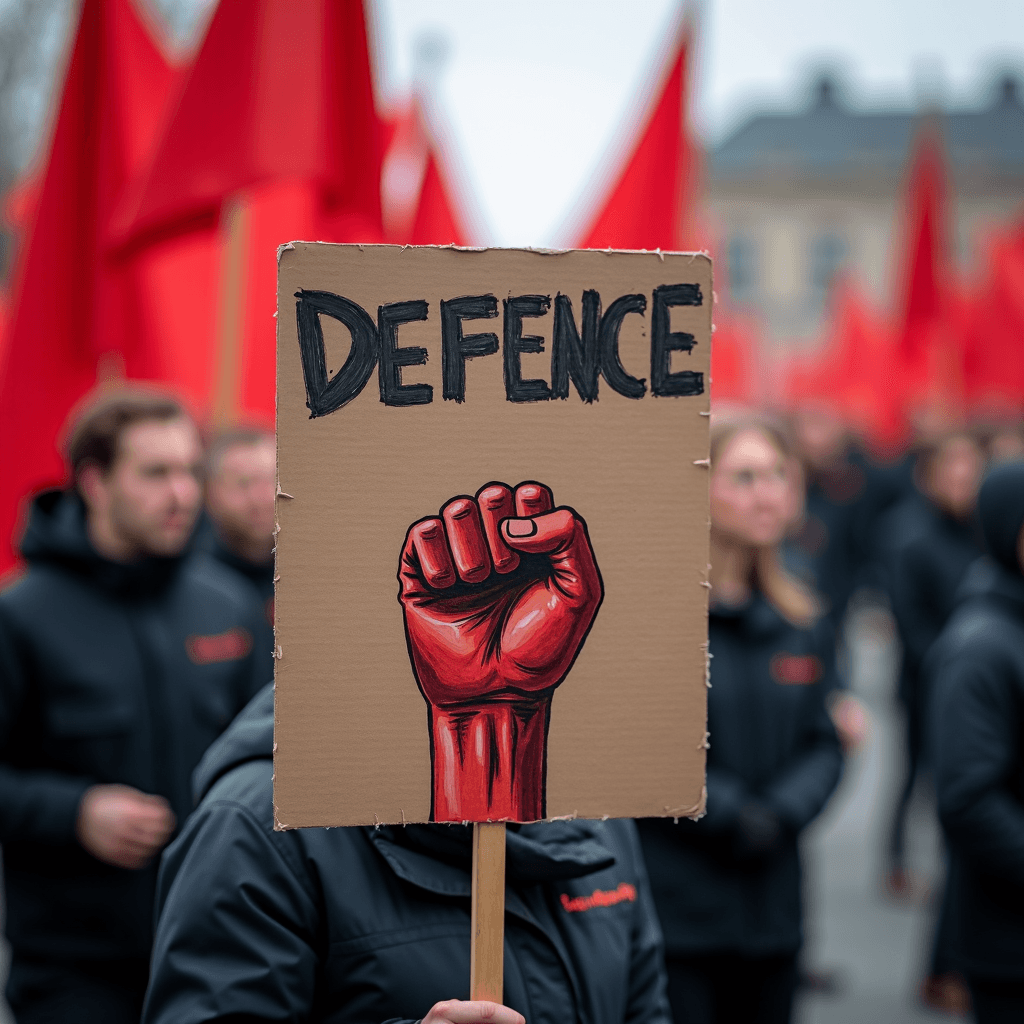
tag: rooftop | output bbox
[710,74,1024,182]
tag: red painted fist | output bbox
[399,482,603,821]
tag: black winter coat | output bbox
[143,685,671,1024]
[0,491,268,962]
[204,532,275,679]
[929,557,1024,980]
[638,595,842,957]
[891,502,983,706]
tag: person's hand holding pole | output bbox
[422,1000,525,1024]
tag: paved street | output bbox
[796,607,967,1024]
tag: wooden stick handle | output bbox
[470,822,506,1002]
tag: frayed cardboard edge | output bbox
[665,788,707,823]
[275,241,712,260]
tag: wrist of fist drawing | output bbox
[398,481,603,822]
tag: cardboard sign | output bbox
[274,244,711,827]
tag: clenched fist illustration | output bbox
[398,482,603,822]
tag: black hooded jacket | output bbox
[637,595,842,958]
[143,684,671,1024]
[0,491,268,963]
[891,500,984,706]
[929,463,1024,980]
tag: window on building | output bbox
[810,232,847,299]
[727,234,757,303]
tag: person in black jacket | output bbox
[141,683,671,1024]
[202,427,276,613]
[638,416,843,1024]
[929,461,1024,1023]
[885,431,986,895]
[788,407,866,630]
[200,427,276,676]
[0,388,268,1024]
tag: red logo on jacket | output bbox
[186,628,252,665]
[560,882,637,913]
[770,653,822,685]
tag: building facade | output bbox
[707,74,1024,346]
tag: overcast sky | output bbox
[371,0,1024,247]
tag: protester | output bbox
[885,430,986,896]
[985,421,1024,465]
[0,387,268,1024]
[789,406,868,629]
[141,684,671,1024]
[201,427,277,677]
[929,461,1024,1023]
[637,416,843,1024]
[203,427,276,613]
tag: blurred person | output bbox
[929,462,1024,1023]
[201,428,277,678]
[0,388,268,1024]
[986,421,1024,465]
[885,431,987,897]
[203,427,276,613]
[790,407,915,626]
[637,417,843,1024]
[141,684,672,1024]
[789,406,863,629]
[783,449,868,754]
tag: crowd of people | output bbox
[0,383,1022,1024]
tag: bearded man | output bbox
[0,387,267,1024]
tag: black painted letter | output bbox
[440,295,499,403]
[503,295,553,403]
[551,291,601,402]
[651,283,703,397]
[378,299,432,407]
[600,294,647,399]
[295,289,378,418]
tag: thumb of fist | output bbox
[501,509,577,555]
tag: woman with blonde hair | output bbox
[638,416,843,1024]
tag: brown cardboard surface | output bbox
[274,244,710,828]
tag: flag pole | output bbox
[213,194,250,426]
[470,821,506,1002]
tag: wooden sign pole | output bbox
[470,822,506,1002]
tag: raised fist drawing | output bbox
[398,481,603,822]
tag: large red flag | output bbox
[574,19,695,251]
[112,0,384,249]
[0,0,179,576]
[111,0,385,425]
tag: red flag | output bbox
[109,0,385,426]
[112,0,384,249]
[574,19,695,251]
[894,126,951,389]
[0,0,178,576]
[784,281,906,449]
[960,227,1024,414]
[709,317,756,407]
[382,98,472,246]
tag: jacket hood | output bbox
[20,489,185,598]
[378,820,616,886]
[978,462,1024,576]
[956,555,1024,616]
[193,682,274,803]
[192,682,616,884]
